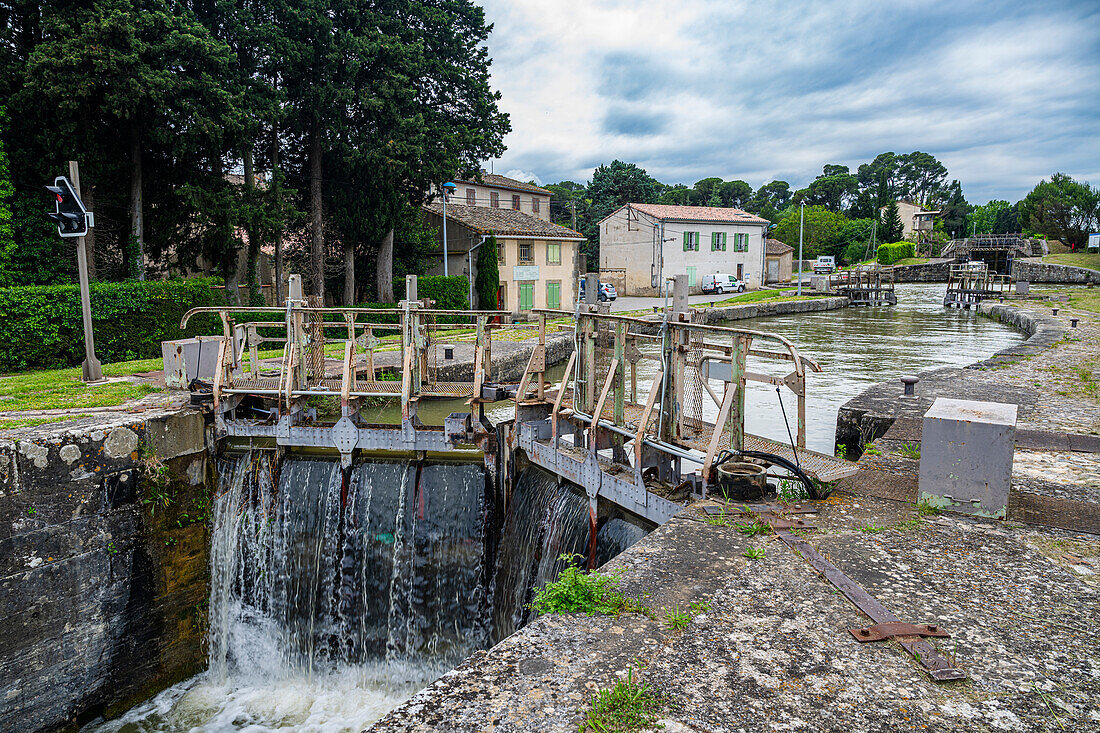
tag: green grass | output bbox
[1043,252,1100,272]
[0,414,92,430]
[531,554,648,617]
[714,288,832,306]
[916,500,943,517]
[859,523,887,534]
[579,668,664,733]
[742,546,766,560]
[891,257,933,266]
[0,366,161,412]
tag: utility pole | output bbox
[67,161,103,383]
[797,201,805,296]
[442,182,456,276]
[571,199,576,231]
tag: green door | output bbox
[686,266,697,287]
[546,281,561,309]
[519,282,534,311]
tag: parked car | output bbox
[813,256,836,274]
[700,273,746,294]
[578,280,617,301]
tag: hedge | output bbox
[877,241,914,265]
[394,275,469,310]
[0,278,221,372]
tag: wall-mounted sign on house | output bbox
[598,203,769,296]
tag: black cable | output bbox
[775,386,801,470]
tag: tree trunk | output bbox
[243,147,260,304]
[129,124,145,280]
[376,229,394,302]
[272,123,284,303]
[343,242,355,305]
[309,123,324,302]
[82,183,96,279]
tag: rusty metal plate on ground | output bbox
[849,622,950,643]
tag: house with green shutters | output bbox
[598,203,769,296]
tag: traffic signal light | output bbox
[45,176,90,237]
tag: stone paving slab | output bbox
[372,494,1100,732]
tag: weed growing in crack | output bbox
[736,520,770,537]
[916,500,943,517]
[898,442,921,460]
[532,554,648,617]
[663,605,691,631]
[579,667,664,733]
[742,547,766,560]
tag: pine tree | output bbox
[476,234,500,309]
[881,200,905,242]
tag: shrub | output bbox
[393,274,469,310]
[0,278,221,371]
[877,241,915,265]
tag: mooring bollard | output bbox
[901,375,919,397]
[1052,308,1059,315]
[1070,318,1079,328]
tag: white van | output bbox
[700,273,745,294]
[813,256,836,274]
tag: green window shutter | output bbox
[683,231,689,251]
[547,282,560,309]
[695,232,700,250]
[722,232,727,251]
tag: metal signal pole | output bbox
[68,161,103,382]
[797,201,805,296]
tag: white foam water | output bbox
[84,455,487,732]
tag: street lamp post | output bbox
[798,201,805,296]
[442,181,456,276]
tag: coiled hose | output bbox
[714,448,831,500]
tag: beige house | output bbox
[764,239,794,283]
[422,203,584,316]
[884,201,941,241]
[599,204,770,296]
[434,173,552,221]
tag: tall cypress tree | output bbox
[475,234,500,309]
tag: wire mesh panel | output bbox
[680,336,708,442]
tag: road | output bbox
[606,279,812,313]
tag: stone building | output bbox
[765,239,794,283]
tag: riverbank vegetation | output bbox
[1043,253,1100,272]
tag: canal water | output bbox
[728,282,1025,452]
[84,283,1025,732]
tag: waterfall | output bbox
[207,455,491,682]
[85,454,650,731]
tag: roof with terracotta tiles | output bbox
[766,238,794,255]
[613,203,769,225]
[423,202,584,239]
[452,173,552,196]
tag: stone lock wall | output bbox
[0,410,213,732]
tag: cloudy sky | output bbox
[478,0,1100,204]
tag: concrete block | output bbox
[918,398,1016,519]
[1015,281,1030,295]
[161,337,223,388]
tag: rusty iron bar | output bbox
[777,528,965,681]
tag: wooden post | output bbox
[730,334,749,452]
[67,161,103,382]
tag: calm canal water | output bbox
[729,283,1024,452]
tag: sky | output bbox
[478,0,1100,204]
